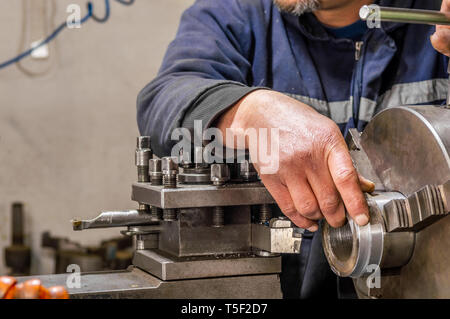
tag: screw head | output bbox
[211,164,230,185]
[162,157,179,174]
[136,136,151,149]
[149,159,162,173]
[239,160,258,181]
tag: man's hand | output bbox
[431,0,450,56]
[216,90,372,231]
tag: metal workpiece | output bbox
[252,218,301,254]
[133,250,281,281]
[359,5,450,26]
[322,193,415,278]
[131,182,275,209]
[339,106,450,298]
[162,156,178,188]
[72,210,158,231]
[210,163,230,186]
[239,160,258,182]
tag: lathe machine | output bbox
[13,103,449,299]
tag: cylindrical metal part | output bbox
[135,136,152,183]
[179,148,193,168]
[239,160,258,182]
[150,206,162,221]
[133,233,159,251]
[136,166,150,183]
[212,207,225,227]
[162,157,178,188]
[194,146,208,169]
[360,5,450,26]
[163,209,177,221]
[139,204,150,213]
[211,164,230,186]
[163,175,177,188]
[136,136,151,149]
[259,204,272,224]
[322,192,415,278]
[149,158,163,185]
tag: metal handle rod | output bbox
[360,6,450,26]
[360,5,450,108]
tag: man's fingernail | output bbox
[354,214,369,226]
[307,225,318,232]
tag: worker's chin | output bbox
[273,0,320,15]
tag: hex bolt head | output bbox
[162,157,178,188]
[194,146,208,169]
[136,136,151,150]
[178,148,193,168]
[239,160,258,182]
[149,159,163,185]
[162,157,179,174]
[211,164,230,186]
[149,159,162,173]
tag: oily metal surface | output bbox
[357,106,450,298]
[16,267,282,299]
[360,106,450,195]
[133,250,281,281]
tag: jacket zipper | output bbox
[351,41,365,129]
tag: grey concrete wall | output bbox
[0,0,193,275]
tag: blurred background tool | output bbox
[3,202,31,276]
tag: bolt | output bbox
[212,206,225,227]
[162,157,178,188]
[149,159,163,185]
[211,164,230,186]
[135,235,146,250]
[150,206,162,221]
[259,204,272,224]
[239,160,258,182]
[135,136,152,183]
[194,146,208,169]
[163,209,177,221]
[179,148,193,169]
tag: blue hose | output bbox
[0,0,134,70]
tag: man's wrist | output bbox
[217,89,270,131]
